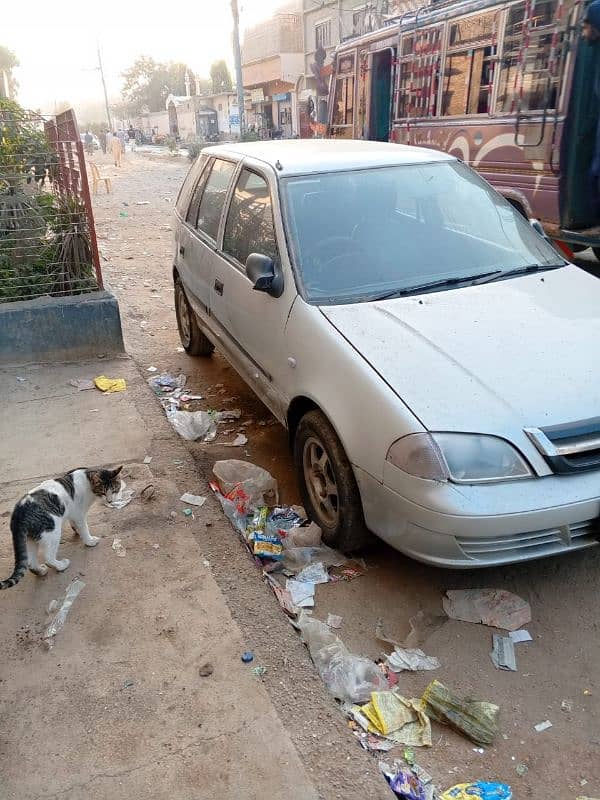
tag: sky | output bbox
[2,0,288,115]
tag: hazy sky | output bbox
[2,0,287,113]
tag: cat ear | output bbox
[110,465,123,478]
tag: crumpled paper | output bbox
[361,691,432,746]
[94,375,127,393]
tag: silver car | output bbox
[172,140,600,568]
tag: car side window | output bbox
[196,158,236,240]
[223,169,280,268]
[185,159,211,227]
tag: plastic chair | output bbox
[90,161,111,194]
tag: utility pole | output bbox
[97,42,113,131]
[231,0,246,136]
[338,0,343,42]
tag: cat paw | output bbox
[54,559,70,572]
[30,564,48,577]
[85,536,100,547]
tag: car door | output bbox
[178,156,237,320]
[210,163,298,420]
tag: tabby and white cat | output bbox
[0,466,123,590]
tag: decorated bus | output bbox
[328,0,600,257]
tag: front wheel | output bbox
[293,410,371,553]
[174,279,214,356]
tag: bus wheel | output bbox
[593,247,600,262]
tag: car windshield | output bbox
[280,161,564,305]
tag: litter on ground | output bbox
[443,588,531,631]
[69,378,95,391]
[439,782,512,799]
[421,680,499,746]
[386,647,440,673]
[43,579,85,646]
[94,375,127,393]
[534,720,552,732]
[112,537,126,557]
[509,629,533,643]
[490,634,517,671]
[180,492,206,507]
[105,481,134,509]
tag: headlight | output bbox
[386,432,533,483]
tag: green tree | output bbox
[0,46,19,99]
[210,60,232,93]
[121,56,197,112]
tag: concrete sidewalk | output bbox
[0,358,318,800]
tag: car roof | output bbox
[201,139,455,177]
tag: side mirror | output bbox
[245,253,283,298]
[529,218,547,238]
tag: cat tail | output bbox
[0,509,29,590]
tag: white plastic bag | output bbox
[297,613,388,703]
[212,460,278,505]
[281,545,345,574]
[167,409,217,442]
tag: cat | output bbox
[0,466,123,590]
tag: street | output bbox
[92,148,600,798]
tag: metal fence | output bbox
[0,104,102,303]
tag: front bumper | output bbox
[355,467,600,568]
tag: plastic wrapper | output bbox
[253,532,283,560]
[266,507,305,537]
[43,579,85,643]
[148,373,186,394]
[297,612,388,703]
[213,460,278,505]
[389,768,426,800]
[281,545,346,574]
[246,506,268,539]
[167,409,216,441]
[386,647,440,673]
[361,692,432,745]
[421,679,499,746]
[440,782,512,800]
[210,481,250,534]
[296,562,329,584]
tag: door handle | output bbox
[214,279,224,296]
[179,245,185,256]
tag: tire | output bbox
[593,247,600,263]
[174,278,214,356]
[293,410,371,552]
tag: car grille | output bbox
[456,519,599,563]
[525,417,600,474]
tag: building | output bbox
[298,0,422,137]
[241,3,304,137]
[202,91,242,139]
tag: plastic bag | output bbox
[296,562,329,584]
[421,679,499,746]
[265,507,305,537]
[282,521,322,548]
[213,460,278,505]
[386,647,440,673]
[297,612,388,703]
[440,782,512,800]
[148,373,186,394]
[281,545,346,574]
[43,579,85,644]
[389,768,426,800]
[167,409,216,441]
[361,692,432,746]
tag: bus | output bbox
[328,0,600,258]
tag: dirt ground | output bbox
[90,147,600,799]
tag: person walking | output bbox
[117,129,127,159]
[105,130,113,157]
[111,131,122,167]
[99,130,107,154]
[84,130,94,156]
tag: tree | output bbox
[210,60,232,93]
[0,45,19,99]
[121,56,197,113]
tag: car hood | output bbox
[319,266,600,436]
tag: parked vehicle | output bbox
[173,139,600,568]
[328,0,600,259]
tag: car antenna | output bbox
[275,159,283,171]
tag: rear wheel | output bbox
[174,279,214,356]
[293,410,371,552]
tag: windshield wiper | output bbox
[372,270,502,301]
[473,263,565,285]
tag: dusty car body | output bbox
[172,139,600,567]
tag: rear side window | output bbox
[223,169,280,268]
[197,158,236,240]
[185,160,211,226]
[177,154,207,217]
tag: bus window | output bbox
[496,0,563,113]
[397,27,443,119]
[441,11,498,116]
